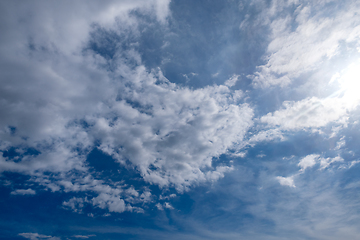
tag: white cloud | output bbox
[260,96,352,131]
[298,154,320,172]
[276,176,296,188]
[92,193,127,213]
[319,155,343,170]
[164,202,174,209]
[10,188,36,195]
[224,75,240,87]
[298,154,344,172]
[0,0,255,209]
[18,233,60,240]
[73,235,96,239]
[334,137,346,150]
[249,1,360,88]
[155,203,164,210]
[62,197,88,213]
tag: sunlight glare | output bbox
[337,60,360,107]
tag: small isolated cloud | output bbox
[18,233,60,240]
[73,234,96,239]
[276,176,296,188]
[298,154,320,172]
[11,188,36,195]
[62,197,88,213]
[156,202,174,210]
[224,75,240,87]
[155,203,163,210]
[164,202,174,209]
[92,193,127,213]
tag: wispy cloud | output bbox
[11,188,36,195]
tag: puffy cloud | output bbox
[62,197,88,213]
[0,0,254,207]
[276,176,296,188]
[156,202,174,210]
[92,193,127,213]
[298,154,320,172]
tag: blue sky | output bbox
[1,0,360,239]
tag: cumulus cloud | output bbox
[156,202,174,210]
[0,0,255,215]
[92,193,127,213]
[62,197,88,213]
[276,176,296,188]
[298,154,320,172]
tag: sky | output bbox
[1,0,360,239]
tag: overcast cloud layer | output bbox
[1,0,360,239]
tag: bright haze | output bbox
[1,1,360,239]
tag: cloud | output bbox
[0,0,255,216]
[319,155,343,170]
[276,176,296,188]
[92,193,127,213]
[298,154,344,172]
[298,154,320,172]
[62,197,88,213]
[10,188,36,195]
[18,233,60,240]
[156,202,174,210]
[224,75,240,87]
[260,96,354,131]
[73,235,96,239]
[249,1,360,88]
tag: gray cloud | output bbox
[10,188,36,195]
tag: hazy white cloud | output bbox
[298,154,320,172]
[164,202,174,209]
[224,75,240,87]
[155,203,164,210]
[319,155,344,170]
[250,1,360,87]
[62,197,88,213]
[73,235,96,239]
[11,188,36,195]
[92,193,127,213]
[19,233,60,240]
[298,154,344,172]
[260,96,352,131]
[276,176,296,188]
